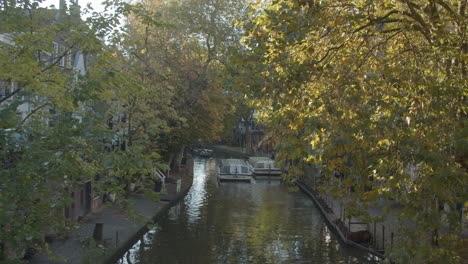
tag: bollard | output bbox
[93,223,104,242]
[176,179,181,193]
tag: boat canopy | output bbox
[219,159,250,174]
[248,157,279,169]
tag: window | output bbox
[0,81,17,100]
[53,42,59,55]
[241,166,248,173]
[53,42,61,66]
[0,81,5,98]
[268,162,273,169]
[221,166,230,174]
[60,46,66,67]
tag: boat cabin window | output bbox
[241,166,248,173]
[221,166,230,174]
[220,159,251,174]
[256,163,264,169]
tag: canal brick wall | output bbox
[103,161,194,264]
[296,169,411,261]
[296,181,386,260]
[29,160,194,264]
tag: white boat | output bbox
[193,148,213,157]
[218,159,252,182]
[248,157,282,178]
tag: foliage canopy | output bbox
[235,0,467,262]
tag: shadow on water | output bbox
[116,157,381,264]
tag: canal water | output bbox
[116,157,380,264]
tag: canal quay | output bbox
[115,155,381,264]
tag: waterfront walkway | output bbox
[29,162,193,264]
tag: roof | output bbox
[248,156,280,170]
[220,159,248,167]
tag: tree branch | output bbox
[317,44,344,64]
[401,0,434,44]
[436,0,459,20]
[18,103,48,127]
[353,10,401,33]
[40,42,78,73]
[0,87,20,105]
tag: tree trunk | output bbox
[127,113,132,147]
[170,145,185,173]
[168,151,175,173]
[244,118,251,152]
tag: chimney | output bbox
[59,0,66,11]
[70,0,81,21]
[56,0,67,20]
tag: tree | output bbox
[0,1,167,261]
[122,0,250,171]
[237,0,466,262]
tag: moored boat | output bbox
[248,157,282,179]
[218,159,252,182]
[193,148,214,157]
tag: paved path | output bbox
[28,163,193,264]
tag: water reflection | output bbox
[183,158,208,224]
[117,158,380,264]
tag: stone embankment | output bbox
[296,181,386,260]
[29,160,194,264]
